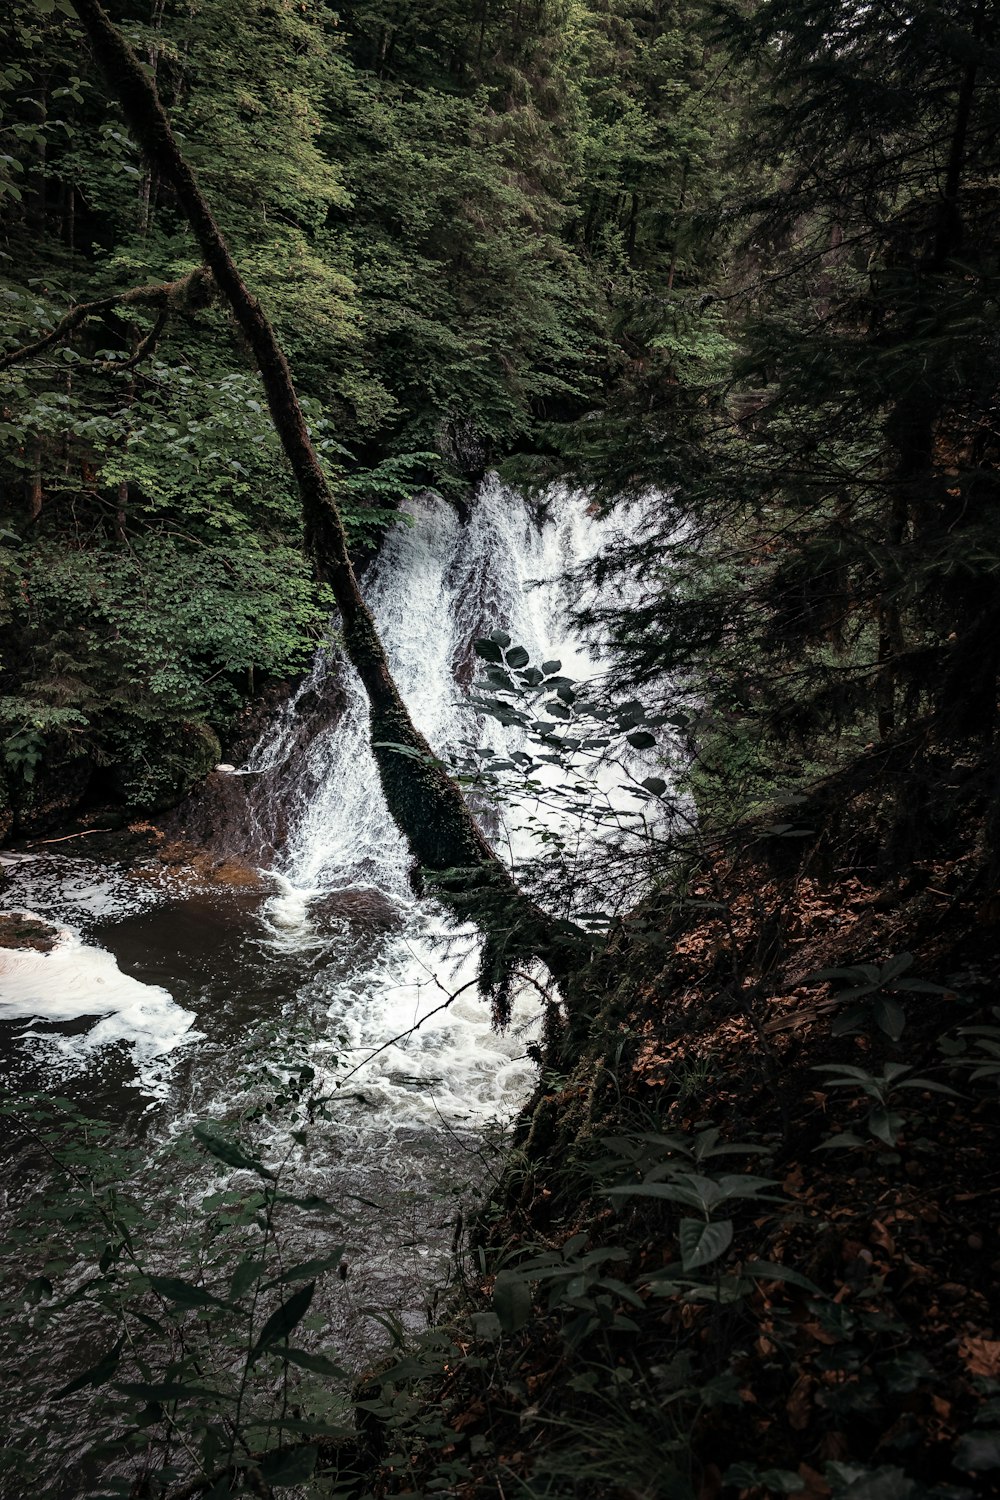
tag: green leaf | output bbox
[471,1311,502,1340]
[149,1276,233,1311]
[114,1381,228,1402]
[679,1217,733,1271]
[230,1259,266,1299]
[279,1346,349,1378]
[954,1431,1000,1471]
[541,659,562,675]
[192,1124,275,1180]
[829,1465,915,1498]
[260,1247,344,1291]
[607,1181,690,1205]
[878,954,914,983]
[55,1338,124,1397]
[493,1272,531,1333]
[505,645,530,669]
[873,996,906,1040]
[816,1131,867,1151]
[742,1260,820,1293]
[250,1282,315,1362]
[641,776,667,795]
[274,1192,337,1211]
[203,1479,236,1500]
[259,1445,318,1486]
[868,1108,904,1147]
[474,638,503,663]
[626,730,656,749]
[725,1466,806,1495]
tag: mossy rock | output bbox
[0,911,60,952]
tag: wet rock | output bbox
[0,910,61,953]
[164,680,346,865]
[155,840,265,890]
[295,688,321,718]
[312,886,403,931]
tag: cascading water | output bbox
[226,476,636,1124]
[0,480,667,1495]
[1,478,659,1116]
[245,477,615,912]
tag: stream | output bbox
[0,479,657,1495]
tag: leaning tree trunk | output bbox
[72,0,584,1009]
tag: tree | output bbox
[577,0,1000,860]
[69,0,584,1002]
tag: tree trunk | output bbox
[73,0,584,1004]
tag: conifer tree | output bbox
[581,0,1000,859]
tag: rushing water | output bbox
[0,480,661,1494]
[2,479,647,1117]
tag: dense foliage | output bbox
[574,0,1000,865]
[1,0,724,834]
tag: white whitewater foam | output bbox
[0,916,201,1098]
[250,478,654,912]
[312,916,543,1125]
[0,851,170,929]
[235,479,665,1123]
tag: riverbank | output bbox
[350,813,1000,1499]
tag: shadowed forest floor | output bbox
[352,813,1000,1499]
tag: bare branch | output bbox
[335,977,480,1086]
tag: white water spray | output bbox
[232,479,656,1124]
[247,478,620,914]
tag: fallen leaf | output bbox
[796,1463,832,1498]
[959,1336,1000,1378]
[870,1220,896,1254]
[786,1373,814,1430]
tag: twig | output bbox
[334,977,480,1086]
[28,827,107,845]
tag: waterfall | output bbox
[0,478,663,1118]
[218,478,649,1123]
[242,477,618,924]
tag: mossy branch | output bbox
[0,267,211,373]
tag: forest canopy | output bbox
[0,0,723,831]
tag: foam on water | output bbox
[0,850,170,928]
[0,915,201,1098]
[306,918,543,1125]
